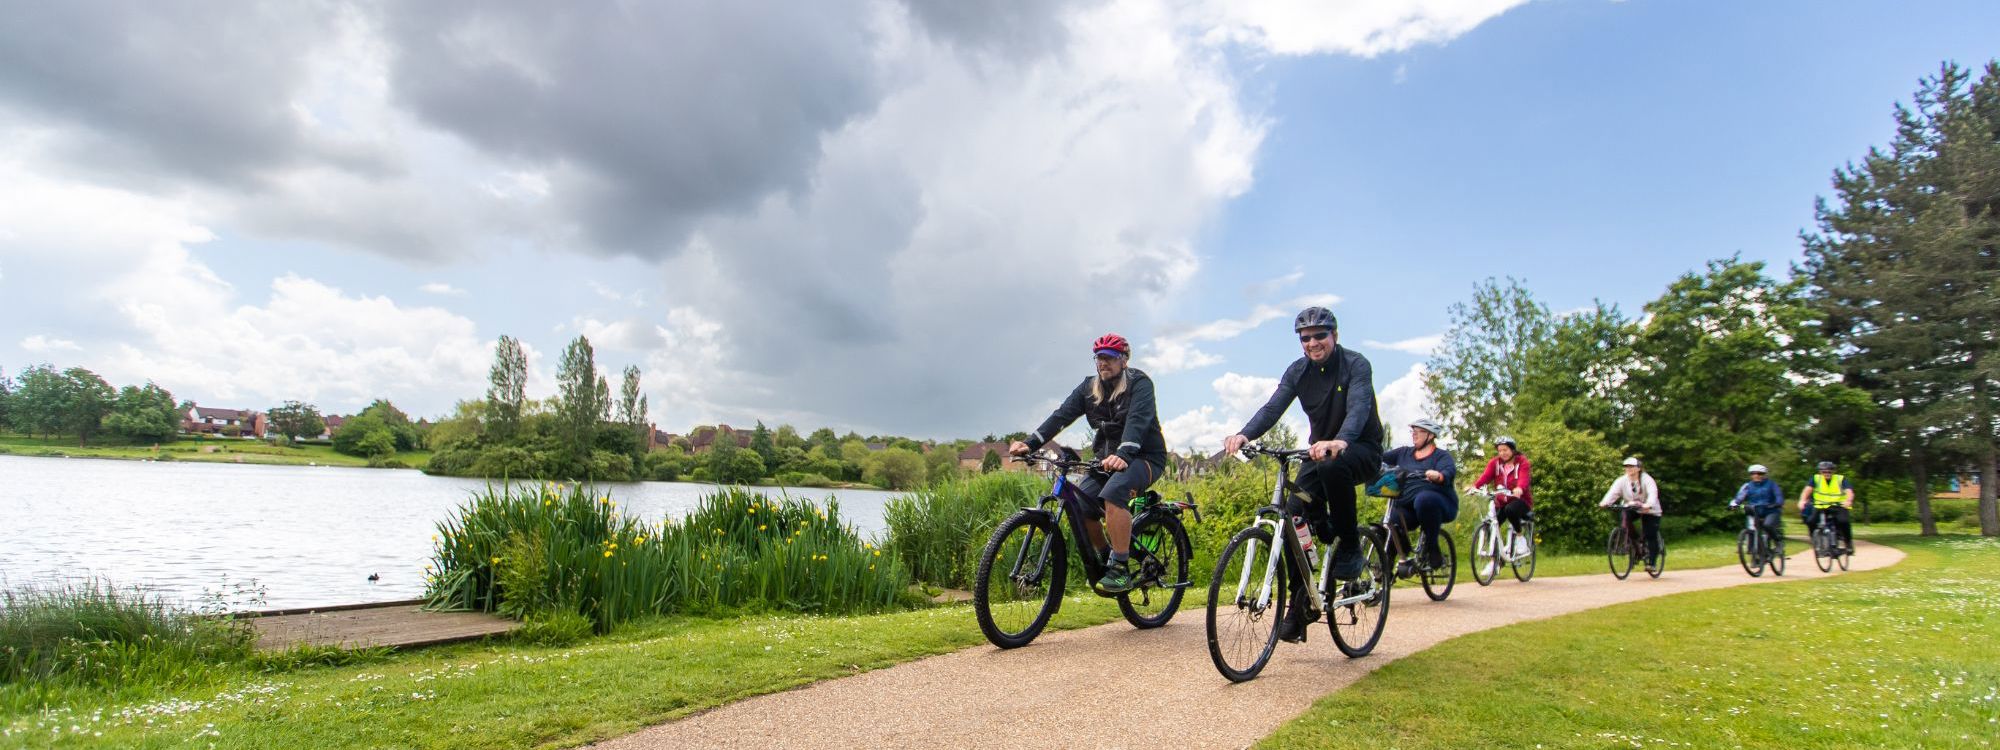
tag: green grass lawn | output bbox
[0,435,429,470]
[1260,533,1999,749]
[1,595,1147,749]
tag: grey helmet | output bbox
[1494,435,1518,450]
[1293,306,1337,332]
[1817,460,1835,471]
[1409,417,1444,438]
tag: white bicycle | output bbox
[1467,487,1536,585]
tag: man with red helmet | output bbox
[1010,333,1169,595]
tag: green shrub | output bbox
[425,483,909,631]
[514,611,594,646]
[884,472,1042,588]
[1512,417,1623,552]
[0,579,253,693]
[775,471,835,488]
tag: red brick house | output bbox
[688,425,751,453]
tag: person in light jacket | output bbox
[1599,456,1662,567]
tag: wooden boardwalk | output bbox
[242,599,519,652]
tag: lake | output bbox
[0,455,905,609]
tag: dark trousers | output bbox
[1749,506,1783,538]
[1497,498,1530,533]
[1809,506,1852,547]
[1284,442,1381,612]
[1622,507,1661,559]
[1388,487,1458,557]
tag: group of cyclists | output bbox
[1003,304,1859,635]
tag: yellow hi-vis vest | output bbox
[1811,474,1848,508]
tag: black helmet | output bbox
[1294,306,1336,332]
[1817,461,1835,471]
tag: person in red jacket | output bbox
[1469,436,1531,534]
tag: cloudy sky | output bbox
[2,0,1995,452]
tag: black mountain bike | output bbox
[1368,474,1455,601]
[1206,445,1391,682]
[972,454,1198,649]
[1808,507,1851,573]
[1606,505,1665,579]
[1734,504,1786,577]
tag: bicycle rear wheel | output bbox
[1206,526,1283,682]
[973,510,1067,649]
[1420,533,1455,601]
[1329,529,1391,658]
[1647,543,1667,578]
[1737,529,1764,577]
[1607,527,1633,580]
[1470,521,1497,587]
[1511,521,1537,583]
[1119,513,1190,629]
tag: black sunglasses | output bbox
[1298,331,1330,343]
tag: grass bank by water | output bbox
[1260,533,1997,749]
[1,595,1139,749]
[0,435,431,470]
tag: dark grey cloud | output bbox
[378,0,885,255]
[899,0,1100,59]
[0,1,377,189]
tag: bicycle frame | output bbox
[1236,449,1364,617]
[1741,507,1778,563]
[1009,457,1199,588]
[1472,489,1528,564]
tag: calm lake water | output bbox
[0,454,904,609]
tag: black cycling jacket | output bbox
[1023,368,1168,461]
[1236,345,1384,448]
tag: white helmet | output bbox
[1622,456,1641,467]
[1748,464,1769,474]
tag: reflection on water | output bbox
[0,455,901,609]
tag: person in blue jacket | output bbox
[1380,418,1458,576]
[1730,464,1785,540]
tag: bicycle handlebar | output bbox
[1010,454,1101,472]
[1238,444,1312,460]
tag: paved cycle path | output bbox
[596,540,1902,750]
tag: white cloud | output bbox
[1243,267,1303,299]
[1143,293,1343,373]
[1375,362,1434,447]
[419,282,465,296]
[1161,370,1306,453]
[1195,0,1534,57]
[1362,333,1442,356]
[20,335,81,353]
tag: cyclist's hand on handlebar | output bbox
[1101,455,1128,472]
[1222,434,1248,455]
[1308,439,1346,461]
[1008,441,1031,457]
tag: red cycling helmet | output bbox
[1092,333,1130,357]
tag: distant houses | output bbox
[1940,470,1986,501]
[956,441,1026,472]
[181,405,267,439]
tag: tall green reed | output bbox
[425,483,910,631]
[883,472,1043,588]
[1,578,253,699]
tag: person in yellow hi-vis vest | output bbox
[1797,460,1855,554]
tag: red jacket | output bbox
[1472,456,1532,508]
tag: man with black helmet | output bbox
[1221,306,1384,641]
[1798,460,1855,554]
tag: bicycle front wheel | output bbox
[1607,527,1633,580]
[1207,525,1284,682]
[1737,529,1764,578]
[1837,546,1851,571]
[1511,521,1537,583]
[1119,513,1191,629]
[1470,521,1497,587]
[1647,543,1667,578]
[1329,529,1391,658]
[973,510,1067,649]
[1769,534,1786,576]
[1813,528,1834,572]
[1420,532,1456,601]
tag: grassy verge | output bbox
[2,595,1143,749]
[1260,533,1999,749]
[0,435,428,470]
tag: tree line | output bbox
[420,334,974,489]
[0,365,181,445]
[1426,60,2000,542]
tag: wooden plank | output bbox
[246,602,518,652]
